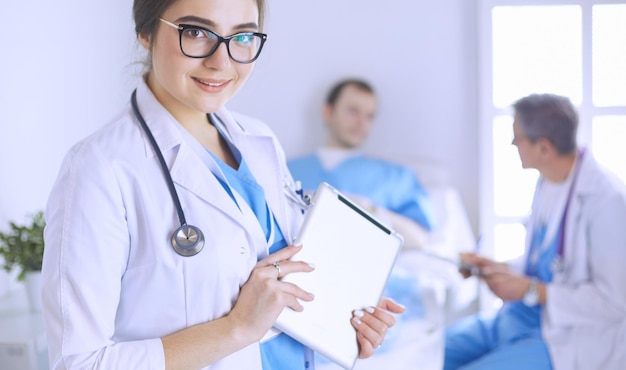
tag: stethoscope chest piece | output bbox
[171,224,205,257]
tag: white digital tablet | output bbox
[273,182,404,370]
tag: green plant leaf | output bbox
[0,211,45,281]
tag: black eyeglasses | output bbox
[159,18,268,64]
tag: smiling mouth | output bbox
[194,78,227,87]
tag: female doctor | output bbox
[41,0,404,369]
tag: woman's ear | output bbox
[322,104,332,127]
[138,33,151,51]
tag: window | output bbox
[479,1,626,266]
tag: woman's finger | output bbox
[355,331,376,359]
[255,244,304,268]
[378,297,406,315]
[351,307,389,358]
[351,297,407,358]
[257,259,315,280]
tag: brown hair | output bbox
[132,0,266,40]
[325,78,375,107]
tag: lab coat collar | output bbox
[133,80,182,158]
[570,148,601,197]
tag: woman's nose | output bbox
[204,42,231,69]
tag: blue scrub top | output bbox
[499,222,559,334]
[209,152,311,370]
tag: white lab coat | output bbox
[41,80,305,369]
[538,152,626,369]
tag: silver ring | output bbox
[272,261,281,278]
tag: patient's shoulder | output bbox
[360,155,415,175]
[288,153,318,164]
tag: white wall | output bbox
[0,0,139,294]
[0,1,140,227]
[231,0,479,232]
[0,1,479,284]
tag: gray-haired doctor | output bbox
[445,94,626,370]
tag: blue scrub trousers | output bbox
[444,218,559,370]
[443,307,552,370]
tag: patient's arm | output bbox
[346,194,431,249]
[372,207,430,249]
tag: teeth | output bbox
[197,79,223,87]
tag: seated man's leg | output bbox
[457,335,552,370]
[443,314,497,370]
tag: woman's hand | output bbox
[227,245,315,341]
[352,297,406,359]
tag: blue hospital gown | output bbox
[288,153,434,230]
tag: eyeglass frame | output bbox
[159,18,268,64]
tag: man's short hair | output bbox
[513,93,579,155]
[325,78,375,106]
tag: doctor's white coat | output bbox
[535,152,626,369]
[41,81,305,369]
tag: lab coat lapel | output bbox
[168,133,273,259]
[134,83,245,226]
[561,152,596,277]
[215,110,293,242]
[169,141,243,220]
[168,117,278,258]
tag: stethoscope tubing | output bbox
[131,90,204,256]
[131,90,188,226]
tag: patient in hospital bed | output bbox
[288,78,477,369]
[288,78,435,248]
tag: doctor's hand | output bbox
[458,253,508,278]
[481,270,532,302]
[227,245,315,341]
[353,297,406,359]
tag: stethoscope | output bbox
[131,90,205,256]
[130,90,313,256]
[551,148,586,273]
[527,149,586,273]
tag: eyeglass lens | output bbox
[180,26,264,62]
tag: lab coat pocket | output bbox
[572,324,624,370]
[115,262,186,340]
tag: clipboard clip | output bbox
[283,178,313,212]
